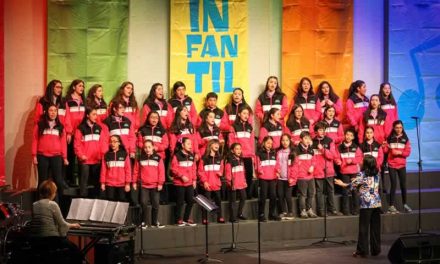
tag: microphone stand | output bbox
[312,144,345,246]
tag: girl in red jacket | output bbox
[198,139,225,224]
[141,83,172,130]
[228,106,255,198]
[86,84,108,125]
[346,80,369,132]
[168,81,197,123]
[384,120,412,213]
[170,137,197,226]
[335,128,363,215]
[360,126,384,171]
[323,106,344,145]
[137,111,169,160]
[111,81,140,132]
[225,143,248,222]
[222,87,253,130]
[258,108,286,150]
[358,94,391,144]
[196,92,227,131]
[379,82,398,129]
[196,111,224,155]
[32,105,68,190]
[256,136,280,221]
[316,81,342,120]
[286,104,312,145]
[100,135,131,202]
[65,79,86,186]
[133,139,165,228]
[255,76,288,124]
[74,108,108,197]
[292,77,321,126]
[312,122,341,216]
[276,134,296,220]
[295,131,317,218]
[169,106,199,158]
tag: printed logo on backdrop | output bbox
[170,0,249,110]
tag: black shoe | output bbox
[238,214,247,220]
[371,251,381,256]
[328,211,343,216]
[229,218,238,223]
[353,251,367,258]
[258,215,267,222]
[269,215,281,221]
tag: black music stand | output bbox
[194,194,222,263]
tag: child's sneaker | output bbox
[285,212,295,220]
[388,205,399,214]
[177,220,186,227]
[141,222,148,230]
[217,217,225,224]
[307,208,318,218]
[404,204,413,213]
[185,219,197,227]
[153,222,165,229]
[300,210,308,219]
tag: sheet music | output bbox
[102,201,117,223]
[111,202,129,224]
[66,198,81,220]
[76,199,95,221]
[89,199,109,222]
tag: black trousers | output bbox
[243,157,256,198]
[103,186,127,202]
[78,163,100,198]
[37,155,64,189]
[357,208,381,256]
[380,154,388,193]
[66,138,77,184]
[389,167,407,205]
[228,188,246,221]
[205,190,222,219]
[297,179,315,211]
[140,188,160,225]
[277,180,293,214]
[258,179,277,218]
[175,185,195,222]
[341,174,360,214]
[315,177,336,213]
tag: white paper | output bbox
[67,198,129,224]
[111,202,129,224]
[89,199,109,222]
[102,201,117,223]
[76,199,95,221]
[66,198,81,220]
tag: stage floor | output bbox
[136,232,416,264]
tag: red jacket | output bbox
[137,124,169,159]
[312,136,336,178]
[170,150,197,187]
[288,159,298,186]
[196,107,228,131]
[384,134,411,169]
[255,92,288,123]
[196,125,223,155]
[228,120,255,158]
[102,115,136,155]
[360,140,384,170]
[141,101,172,129]
[74,122,108,164]
[380,98,398,134]
[168,122,198,155]
[224,155,247,190]
[65,98,85,132]
[294,143,316,180]
[168,96,198,123]
[319,98,343,120]
[32,123,67,159]
[198,154,223,191]
[345,94,369,130]
[256,149,279,180]
[95,102,108,126]
[293,94,322,123]
[335,142,363,175]
[358,111,391,144]
[258,121,286,150]
[286,119,313,145]
[133,152,165,189]
[324,119,344,145]
[34,100,72,133]
[222,102,254,131]
[100,149,132,187]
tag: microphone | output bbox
[411,116,419,119]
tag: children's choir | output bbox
[31,78,412,227]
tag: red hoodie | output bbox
[196,107,228,131]
[168,122,199,155]
[294,143,316,180]
[255,92,288,123]
[258,121,286,150]
[360,140,384,170]
[141,100,172,129]
[324,118,344,145]
[100,149,131,187]
[224,155,247,190]
[137,124,169,159]
[222,102,254,131]
[335,142,363,175]
[345,94,369,131]
[384,133,411,169]
[74,121,108,164]
[196,125,224,155]
[286,119,312,145]
[102,115,136,155]
[133,152,165,189]
[170,150,197,187]
[34,100,72,134]
[256,149,279,180]
[293,94,322,123]
[168,96,198,123]
[358,110,391,144]
[198,154,223,191]
[228,120,255,158]
[312,136,336,178]
[32,123,67,159]
[65,98,85,132]
[380,98,398,134]
[94,101,108,126]
[121,100,140,132]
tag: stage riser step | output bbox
[135,211,440,251]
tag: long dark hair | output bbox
[144,83,167,106]
[362,155,379,176]
[65,79,85,101]
[348,80,365,98]
[38,105,63,137]
[316,81,339,102]
[198,111,219,135]
[113,81,138,109]
[264,76,284,95]
[203,139,220,159]
[140,111,164,130]
[363,94,387,122]
[79,107,97,126]
[170,105,194,134]
[108,134,127,153]
[175,136,192,154]
[259,136,274,152]
[109,99,124,116]
[294,77,314,101]
[262,107,280,125]
[378,82,396,105]
[388,120,408,140]
[286,104,308,129]
[171,81,186,98]
[233,105,253,125]
[226,87,253,114]
[40,80,63,107]
[86,84,107,109]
